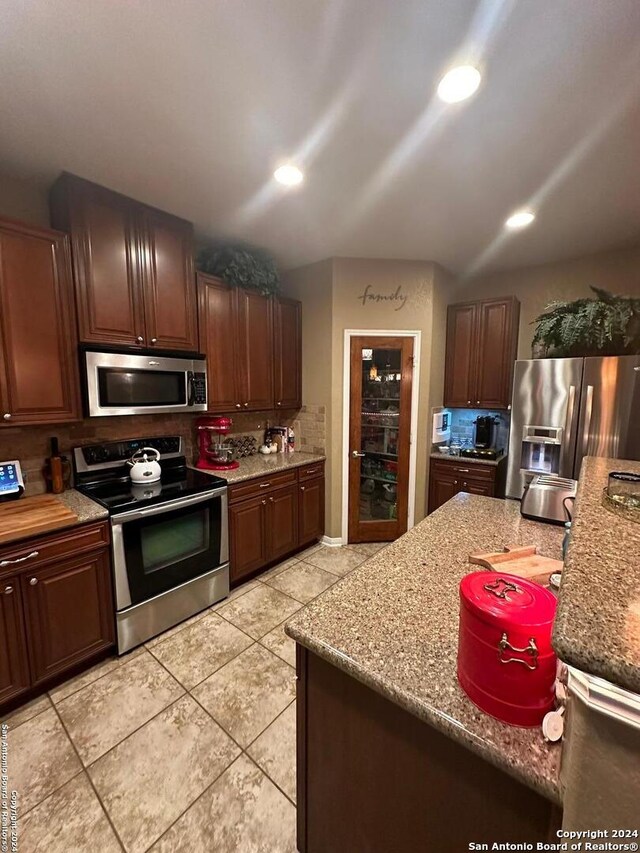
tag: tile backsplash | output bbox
[448,409,510,451]
[0,404,326,495]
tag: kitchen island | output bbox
[286,494,564,852]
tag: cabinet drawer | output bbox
[0,522,110,579]
[228,469,297,504]
[432,460,495,481]
[298,461,325,482]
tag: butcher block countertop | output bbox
[194,451,326,484]
[0,489,108,546]
[553,456,640,693]
[286,494,565,804]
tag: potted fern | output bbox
[197,242,280,296]
[532,287,640,358]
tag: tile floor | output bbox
[3,542,386,853]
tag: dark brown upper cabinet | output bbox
[198,276,300,414]
[0,217,80,427]
[443,296,519,410]
[273,296,302,410]
[50,173,198,351]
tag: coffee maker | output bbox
[195,417,240,470]
[474,415,497,449]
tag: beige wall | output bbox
[455,245,640,359]
[0,171,50,227]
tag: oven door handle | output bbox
[112,487,227,524]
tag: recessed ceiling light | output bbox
[437,65,481,103]
[505,210,536,229]
[274,164,304,186]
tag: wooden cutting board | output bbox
[0,495,79,545]
[469,545,563,586]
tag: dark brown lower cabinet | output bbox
[0,522,115,715]
[229,462,325,584]
[428,457,506,514]
[297,646,561,852]
[0,574,30,706]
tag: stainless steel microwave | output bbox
[84,351,207,417]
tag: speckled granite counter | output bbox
[286,494,564,804]
[54,488,110,524]
[553,456,640,694]
[430,451,506,467]
[194,452,325,484]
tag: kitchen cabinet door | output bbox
[21,549,114,686]
[428,471,460,513]
[444,303,478,408]
[299,476,325,545]
[268,484,299,562]
[0,218,80,426]
[236,289,274,411]
[0,575,31,706]
[141,208,198,351]
[474,297,520,409]
[50,174,145,347]
[229,494,268,583]
[460,478,494,497]
[198,275,241,413]
[273,297,302,410]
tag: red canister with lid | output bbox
[457,572,557,727]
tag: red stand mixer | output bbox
[195,416,240,470]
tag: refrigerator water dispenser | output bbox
[520,426,563,476]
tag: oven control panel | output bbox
[78,437,183,467]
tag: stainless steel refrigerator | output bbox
[506,355,640,499]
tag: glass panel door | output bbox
[348,336,414,543]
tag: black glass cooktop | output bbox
[77,466,226,514]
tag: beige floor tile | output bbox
[149,755,297,853]
[19,773,121,853]
[264,561,337,603]
[295,542,323,560]
[209,578,259,611]
[303,545,368,576]
[57,650,184,765]
[49,646,145,704]
[149,611,253,689]
[216,584,301,639]
[259,621,297,668]
[247,702,296,803]
[1,693,51,730]
[346,541,388,557]
[6,707,81,815]
[145,608,210,650]
[89,695,238,853]
[258,556,301,581]
[192,644,295,747]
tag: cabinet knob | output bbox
[243,402,249,408]
[261,499,267,505]
[454,480,458,485]
[476,400,480,405]
[136,336,144,344]
[150,338,157,345]
[466,400,471,406]
[29,577,38,586]
[235,403,241,409]
[300,486,305,491]
[463,482,468,488]
[269,496,274,502]
[3,413,11,420]
[3,585,13,595]
[276,401,282,407]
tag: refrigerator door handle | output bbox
[560,384,577,478]
[580,385,594,459]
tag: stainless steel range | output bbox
[74,436,229,653]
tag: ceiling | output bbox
[1,0,639,275]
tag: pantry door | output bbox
[348,336,414,543]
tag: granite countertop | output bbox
[194,452,326,484]
[54,489,110,524]
[286,495,564,804]
[553,456,640,694]
[430,451,506,467]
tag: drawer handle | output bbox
[259,483,271,489]
[3,585,13,595]
[306,468,318,475]
[0,550,39,567]
[498,632,538,670]
[29,577,38,586]
[455,468,470,473]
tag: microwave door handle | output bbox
[187,371,195,406]
[559,384,576,478]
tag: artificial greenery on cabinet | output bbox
[197,242,280,296]
[532,287,640,358]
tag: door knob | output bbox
[3,413,10,420]
[136,336,144,343]
[352,451,365,458]
[3,585,13,595]
[29,577,38,586]
[150,338,157,344]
